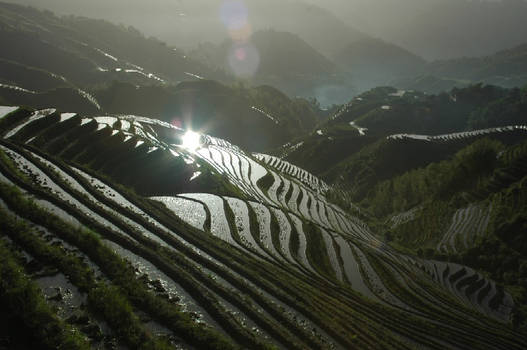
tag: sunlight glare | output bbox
[181,130,202,151]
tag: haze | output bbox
[9,0,527,59]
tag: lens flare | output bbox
[229,22,252,43]
[220,1,249,30]
[181,130,202,151]
[170,118,182,129]
[228,43,260,78]
[219,1,259,78]
[235,47,247,60]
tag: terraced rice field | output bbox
[254,153,330,194]
[388,206,423,228]
[437,203,493,253]
[388,125,527,142]
[0,106,525,349]
[419,260,514,321]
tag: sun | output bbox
[181,130,202,151]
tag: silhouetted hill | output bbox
[0,2,228,88]
[91,80,320,152]
[191,29,354,106]
[395,43,527,93]
[332,38,427,92]
[0,85,100,114]
[0,3,325,151]
[278,84,525,181]
[9,0,367,55]
[250,30,335,77]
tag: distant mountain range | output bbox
[192,31,527,100]
[332,37,527,95]
[394,43,527,94]
[332,38,427,92]
[0,3,323,151]
[8,0,367,55]
[4,1,527,105]
[190,29,354,106]
[12,0,527,61]
[0,3,236,86]
[300,0,527,60]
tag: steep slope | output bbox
[0,2,226,87]
[90,80,320,152]
[0,105,525,348]
[268,84,527,332]
[277,84,515,178]
[362,136,527,330]
[191,30,354,106]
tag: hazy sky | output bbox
[297,0,527,58]
[8,0,527,59]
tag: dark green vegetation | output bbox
[360,136,527,332]
[0,184,234,350]
[277,83,527,335]
[0,237,90,350]
[92,80,321,151]
[281,84,526,181]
